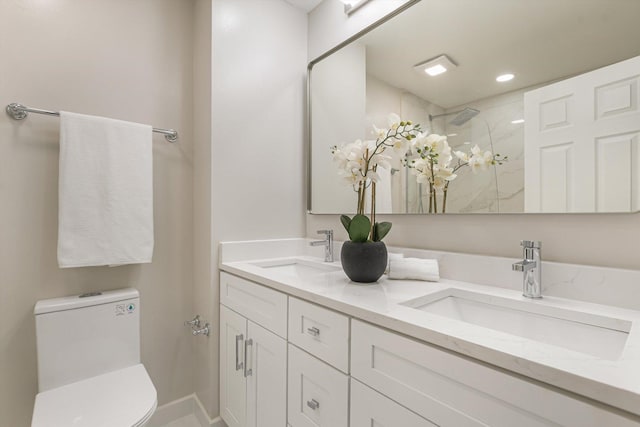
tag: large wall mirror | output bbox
[309,0,640,214]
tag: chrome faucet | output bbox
[512,240,542,298]
[310,229,334,262]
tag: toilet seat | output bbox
[32,364,157,427]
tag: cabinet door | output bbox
[288,344,348,427]
[220,306,247,427]
[350,378,436,427]
[246,321,287,427]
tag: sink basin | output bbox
[249,258,341,278]
[402,289,631,360]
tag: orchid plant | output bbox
[331,114,421,242]
[404,133,507,213]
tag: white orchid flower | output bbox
[372,154,392,170]
[392,138,409,152]
[438,142,453,166]
[465,144,494,173]
[426,134,447,151]
[387,113,401,130]
[454,150,469,162]
[416,171,431,185]
[368,170,381,183]
[372,124,387,139]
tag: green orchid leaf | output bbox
[373,222,392,242]
[348,214,371,242]
[340,215,352,233]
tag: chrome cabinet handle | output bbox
[235,334,243,371]
[307,326,320,337]
[307,399,320,410]
[244,339,253,377]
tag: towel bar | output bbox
[6,102,178,142]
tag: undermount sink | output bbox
[249,258,341,278]
[401,289,631,360]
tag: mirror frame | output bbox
[306,0,640,216]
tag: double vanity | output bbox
[219,238,640,427]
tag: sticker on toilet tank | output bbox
[115,303,135,316]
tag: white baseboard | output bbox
[147,394,225,427]
[193,393,226,427]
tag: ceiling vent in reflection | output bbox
[414,55,458,77]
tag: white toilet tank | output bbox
[34,288,141,392]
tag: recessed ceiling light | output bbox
[414,55,457,77]
[511,119,525,124]
[464,142,471,145]
[447,133,458,137]
[425,64,447,76]
[496,73,515,82]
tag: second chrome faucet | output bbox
[310,229,334,262]
[512,240,542,299]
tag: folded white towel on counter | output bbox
[388,257,440,282]
[385,252,404,273]
[57,111,154,268]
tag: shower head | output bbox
[449,108,480,126]
[429,107,480,127]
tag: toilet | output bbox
[31,288,157,427]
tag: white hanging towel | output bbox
[57,111,154,268]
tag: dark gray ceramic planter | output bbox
[340,241,387,283]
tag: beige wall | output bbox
[307,0,640,272]
[192,0,215,418]
[307,214,640,270]
[205,0,308,418]
[0,1,196,425]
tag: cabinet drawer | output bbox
[288,297,350,373]
[288,344,348,427]
[350,378,436,427]
[220,272,287,338]
[351,320,637,427]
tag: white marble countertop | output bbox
[219,239,640,417]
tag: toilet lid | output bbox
[32,364,157,427]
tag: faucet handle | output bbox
[520,240,541,249]
[317,229,333,237]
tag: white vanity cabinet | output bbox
[220,271,640,427]
[219,273,288,427]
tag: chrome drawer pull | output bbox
[235,334,243,371]
[307,399,320,410]
[307,326,320,337]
